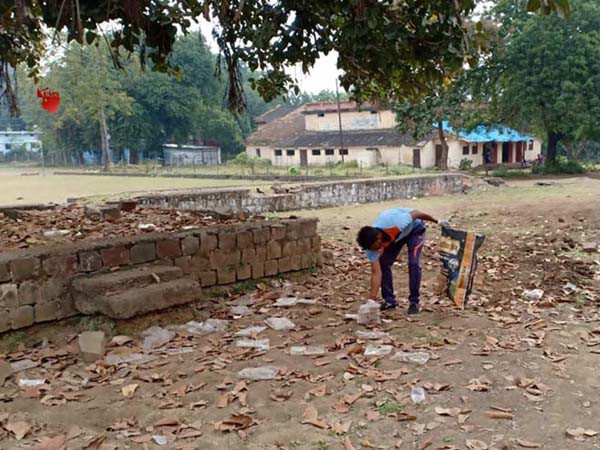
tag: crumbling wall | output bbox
[135,174,467,214]
[0,218,320,333]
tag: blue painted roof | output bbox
[441,121,534,143]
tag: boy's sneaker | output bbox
[380,301,398,311]
[408,303,420,315]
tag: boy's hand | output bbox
[437,219,450,228]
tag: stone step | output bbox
[74,278,201,319]
[72,265,183,297]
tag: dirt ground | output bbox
[1,176,600,450]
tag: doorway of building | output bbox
[413,148,421,168]
[299,149,308,168]
[502,142,510,163]
[435,144,443,167]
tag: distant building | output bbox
[245,102,542,169]
[162,144,221,166]
[0,130,42,160]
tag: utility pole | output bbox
[335,78,345,164]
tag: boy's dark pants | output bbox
[379,222,426,306]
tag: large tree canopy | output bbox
[479,0,600,163]
[1,0,571,116]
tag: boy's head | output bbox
[357,226,382,250]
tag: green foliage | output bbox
[459,158,473,171]
[482,0,600,163]
[288,167,300,175]
[17,33,270,163]
[531,158,586,174]
[337,159,359,169]
[378,401,404,415]
[492,167,529,178]
[3,0,566,115]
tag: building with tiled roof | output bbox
[245,102,541,169]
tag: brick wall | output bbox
[0,218,320,333]
[135,174,468,214]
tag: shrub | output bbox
[340,159,359,169]
[459,158,473,171]
[288,167,300,175]
[531,157,585,175]
[492,167,529,178]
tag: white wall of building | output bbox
[305,110,397,132]
[0,131,42,153]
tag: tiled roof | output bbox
[280,129,415,148]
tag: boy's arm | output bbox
[369,261,381,300]
[410,210,449,227]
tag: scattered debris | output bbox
[237,366,280,380]
[356,330,390,340]
[364,344,393,356]
[391,351,431,365]
[274,296,317,307]
[290,346,327,356]
[264,317,296,331]
[142,326,175,351]
[230,305,252,317]
[235,326,267,336]
[18,378,46,388]
[184,319,228,336]
[522,289,544,300]
[357,300,381,325]
[410,387,426,404]
[235,339,270,351]
[78,331,106,362]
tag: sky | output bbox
[198,19,341,94]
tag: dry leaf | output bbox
[566,427,598,441]
[154,416,180,427]
[36,435,66,450]
[343,437,358,450]
[435,407,463,417]
[466,440,488,450]
[216,393,230,408]
[301,405,329,429]
[214,414,254,432]
[443,359,463,366]
[330,420,352,435]
[515,439,542,448]
[6,421,31,440]
[485,411,514,420]
[418,441,432,450]
[121,384,138,398]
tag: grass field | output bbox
[0,169,270,205]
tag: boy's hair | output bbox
[357,226,379,249]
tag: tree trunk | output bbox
[130,148,139,164]
[547,131,561,165]
[99,107,111,172]
[436,120,449,170]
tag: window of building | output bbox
[528,141,534,150]
[286,149,295,156]
[312,149,321,156]
[274,149,282,156]
[462,146,469,155]
[472,145,478,154]
[325,148,334,156]
[339,148,349,155]
[318,112,325,117]
[255,148,261,157]
[4,144,11,150]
